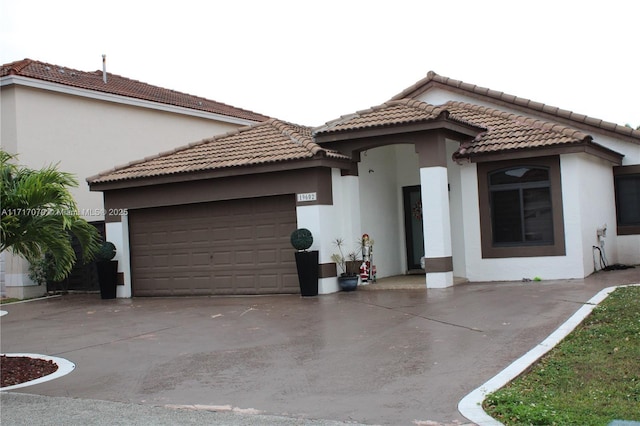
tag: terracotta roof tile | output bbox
[391,71,640,142]
[88,119,349,184]
[314,99,453,134]
[315,97,596,158]
[1,59,270,122]
[443,101,593,157]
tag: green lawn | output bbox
[484,285,640,425]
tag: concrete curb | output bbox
[0,353,75,392]
[458,283,639,426]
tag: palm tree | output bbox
[1,150,101,281]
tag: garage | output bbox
[88,119,349,297]
[128,195,299,296]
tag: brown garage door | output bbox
[129,195,299,296]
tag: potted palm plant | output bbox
[331,238,359,291]
[290,228,319,296]
[96,241,118,299]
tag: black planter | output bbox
[294,250,319,297]
[97,260,118,299]
[338,275,358,291]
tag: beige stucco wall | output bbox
[2,84,244,218]
[0,83,256,295]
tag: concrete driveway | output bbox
[1,268,638,425]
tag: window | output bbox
[489,167,553,245]
[614,165,640,235]
[478,157,566,258]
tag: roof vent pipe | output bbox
[102,54,107,84]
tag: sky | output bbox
[1,0,638,128]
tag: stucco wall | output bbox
[582,130,639,268]
[306,170,362,293]
[459,153,626,281]
[446,140,467,278]
[420,86,640,276]
[460,161,575,281]
[2,85,243,220]
[358,145,405,278]
[356,144,428,278]
[1,86,18,153]
[105,218,131,298]
[563,153,620,273]
[1,83,253,291]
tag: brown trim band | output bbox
[614,164,640,175]
[423,256,453,273]
[468,143,623,166]
[314,117,481,143]
[319,262,337,278]
[415,132,448,167]
[104,167,333,222]
[618,225,640,236]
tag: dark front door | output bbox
[403,186,424,271]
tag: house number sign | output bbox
[297,192,317,202]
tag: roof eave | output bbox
[314,115,483,144]
[458,141,624,165]
[0,74,265,126]
[88,156,353,192]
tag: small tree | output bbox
[0,150,101,281]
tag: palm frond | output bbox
[1,150,101,281]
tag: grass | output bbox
[484,286,640,425]
[0,298,22,305]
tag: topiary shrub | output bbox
[97,241,116,261]
[290,228,313,251]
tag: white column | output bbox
[106,215,131,298]
[296,170,361,294]
[420,166,454,288]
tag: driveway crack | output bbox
[51,325,180,356]
[349,299,484,332]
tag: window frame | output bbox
[489,166,554,246]
[613,165,640,235]
[477,156,566,258]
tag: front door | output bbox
[403,186,424,271]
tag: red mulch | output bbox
[1,355,58,387]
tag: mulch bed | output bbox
[1,355,58,387]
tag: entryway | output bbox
[403,185,425,272]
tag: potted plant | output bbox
[331,238,359,291]
[290,228,319,297]
[96,241,118,299]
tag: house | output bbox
[0,58,269,298]
[87,71,640,297]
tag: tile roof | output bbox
[443,101,594,157]
[88,119,349,184]
[314,98,599,158]
[0,58,270,122]
[314,99,455,134]
[392,71,640,142]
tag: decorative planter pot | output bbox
[97,260,118,299]
[294,251,319,297]
[338,275,358,292]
